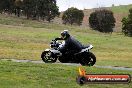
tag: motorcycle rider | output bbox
[55,30,83,58]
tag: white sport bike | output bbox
[41,39,96,66]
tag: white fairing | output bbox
[59,41,65,48]
[45,48,61,53]
[81,44,93,52]
[50,49,61,53]
[45,48,62,56]
[45,49,50,51]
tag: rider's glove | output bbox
[55,38,58,40]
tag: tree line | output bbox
[0,0,59,22]
[0,0,131,36]
[63,7,132,36]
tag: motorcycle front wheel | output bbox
[41,51,57,63]
[80,52,96,66]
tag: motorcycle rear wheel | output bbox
[80,52,96,66]
[41,51,57,63]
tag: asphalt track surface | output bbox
[1,59,132,71]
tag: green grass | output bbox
[110,4,132,13]
[0,14,132,88]
[0,60,132,88]
[0,14,132,67]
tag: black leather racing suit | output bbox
[55,36,83,56]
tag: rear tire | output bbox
[80,52,96,66]
[41,51,57,63]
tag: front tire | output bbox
[80,52,96,66]
[41,51,57,63]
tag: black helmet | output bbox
[61,30,70,40]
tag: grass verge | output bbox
[0,60,132,88]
